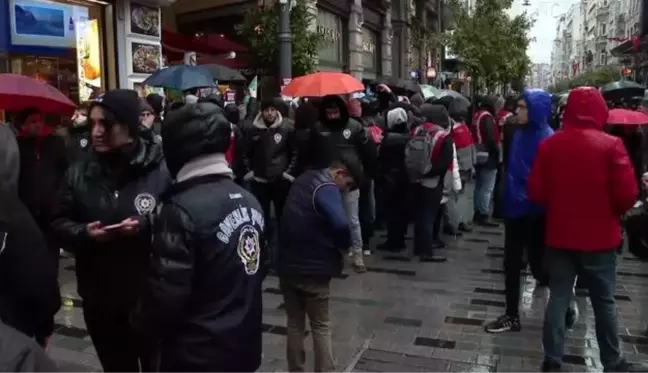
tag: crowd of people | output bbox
[0,81,647,373]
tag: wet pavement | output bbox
[50,195,648,372]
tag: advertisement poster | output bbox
[76,19,101,102]
[10,0,89,48]
[130,2,160,37]
[131,41,161,74]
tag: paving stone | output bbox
[51,186,648,372]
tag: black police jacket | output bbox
[50,137,171,310]
[137,173,266,372]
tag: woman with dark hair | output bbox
[51,89,171,372]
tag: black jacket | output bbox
[61,125,92,164]
[243,112,298,181]
[0,321,58,372]
[379,123,409,185]
[138,174,265,372]
[50,137,171,310]
[475,97,500,169]
[0,126,60,340]
[311,95,378,182]
[17,131,69,225]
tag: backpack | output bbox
[405,123,447,181]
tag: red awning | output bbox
[201,34,248,53]
[162,29,238,56]
[198,53,251,68]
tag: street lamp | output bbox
[278,0,294,87]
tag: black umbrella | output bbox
[202,63,246,82]
[380,77,423,97]
[143,65,215,91]
[600,81,644,101]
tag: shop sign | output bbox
[361,27,378,71]
[317,9,343,64]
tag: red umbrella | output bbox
[281,72,364,97]
[608,108,648,126]
[0,74,76,114]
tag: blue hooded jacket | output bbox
[503,89,554,219]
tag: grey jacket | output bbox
[0,124,19,194]
[0,321,58,372]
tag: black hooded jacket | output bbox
[242,107,298,181]
[311,95,378,182]
[0,125,60,341]
[50,136,171,310]
[138,102,265,372]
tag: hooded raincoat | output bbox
[503,89,554,219]
[528,87,638,251]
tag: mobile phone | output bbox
[103,223,123,231]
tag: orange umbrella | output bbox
[281,72,364,97]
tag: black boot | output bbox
[458,222,473,232]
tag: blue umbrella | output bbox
[142,65,215,91]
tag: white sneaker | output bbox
[363,250,371,256]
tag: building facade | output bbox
[162,0,441,81]
[526,63,551,89]
[551,0,642,85]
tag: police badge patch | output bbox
[134,193,156,215]
[274,133,282,144]
[237,225,260,275]
[343,129,351,139]
[80,138,88,148]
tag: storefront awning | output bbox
[611,39,633,57]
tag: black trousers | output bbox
[383,179,410,249]
[250,179,290,235]
[504,215,548,317]
[83,304,154,372]
[492,164,505,219]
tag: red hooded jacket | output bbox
[527,87,638,251]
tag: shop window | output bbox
[317,9,343,65]
[361,27,378,73]
[8,0,107,104]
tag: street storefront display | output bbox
[0,0,110,104]
[117,0,163,91]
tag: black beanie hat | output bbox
[146,93,164,116]
[92,89,141,136]
[261,97,282,111]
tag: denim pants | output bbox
[473,167,498,216]
[343,189,363,266]
[413,184,443,256]
[543,248,621,370]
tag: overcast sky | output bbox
[507,0,580,64]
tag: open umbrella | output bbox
[608,109,648,126]
[0,74,76,114]
[380,77,423,96]
[142,65,215,91]
[420,84,441,99]
[281,72,364,97]
[438,89,470,107]
[600,81,645,101]
[202,63,246,82]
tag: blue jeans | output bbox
[473,168,497,216]
[543,248,621,370]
